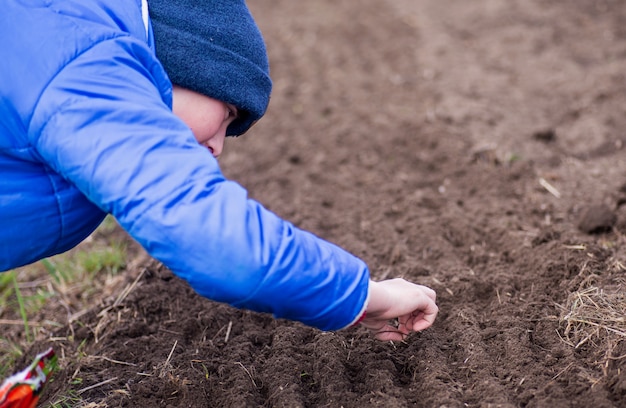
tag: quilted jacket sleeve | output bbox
[27,35,369,331]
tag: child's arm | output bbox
[29,31,369,332]
[360,279,438,341]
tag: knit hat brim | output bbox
[150,0,272,136]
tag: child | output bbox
[0,0,437,342]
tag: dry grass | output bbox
[0,217,146,407]
[559,284,626,349]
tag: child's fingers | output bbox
[364,279,438,341]
[413,300,438,330]
[411,315,435,332]
[419,285,437,302]
[397,298,438,333]
[373,326,408,342]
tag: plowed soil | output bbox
[25,0,626,406]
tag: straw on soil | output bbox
[559,285,626,349]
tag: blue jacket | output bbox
[0,0,369,331]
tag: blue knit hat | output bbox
[149,0,272,136]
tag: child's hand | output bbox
[360,278,438,341]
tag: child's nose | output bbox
[205,132,225,158]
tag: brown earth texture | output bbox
[11,0,626,406]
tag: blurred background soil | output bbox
[7,0,626,406]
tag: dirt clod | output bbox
[578,204,617,234]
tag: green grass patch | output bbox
[0,216,128,387]
[0,338,23,378]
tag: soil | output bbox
[21,0,626,406]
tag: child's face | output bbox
[172,86,238,158]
